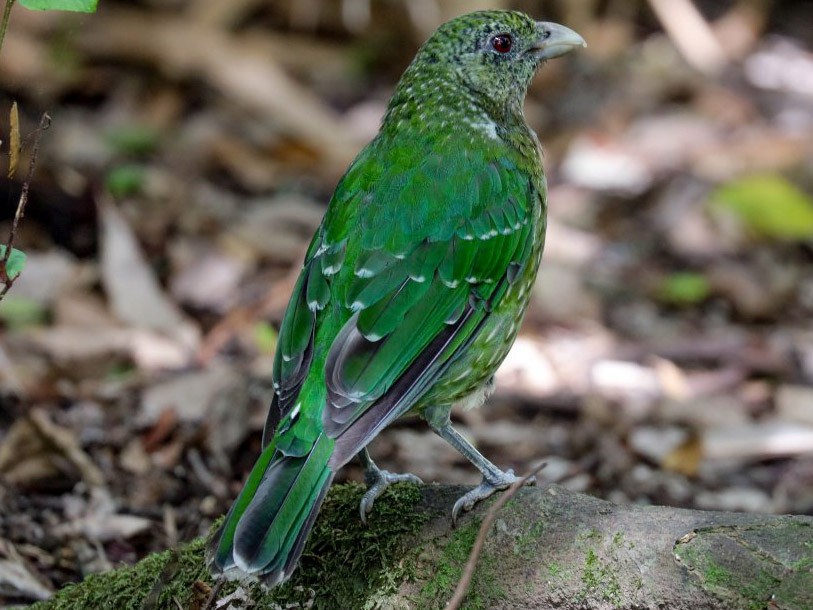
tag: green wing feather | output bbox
[261,131,538,468]
[318,138,537,466]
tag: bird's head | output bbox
[392,10,585,123]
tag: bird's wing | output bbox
[318,141,541,467]
[262,229,345,449]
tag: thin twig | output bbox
[444,462,548,610]
[200,576,225,610]
[0,111,50,301]
[0,0,15,56]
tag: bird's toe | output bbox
[359,469,423,523]
[450,470,534,525]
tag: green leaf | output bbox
[710,175,813,241]
[18,0,98,12]
[105,165,146,198]
[656,272,710,305]
[0,244,26,281]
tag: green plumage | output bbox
[208,9,584,587]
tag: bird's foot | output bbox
[452,469,536,525]
[360,465,423,524]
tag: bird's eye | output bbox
[490,34,513,54]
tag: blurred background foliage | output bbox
[1,0,813,604]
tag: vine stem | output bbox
[0,112,50,302]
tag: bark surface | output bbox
[32,483,813,610]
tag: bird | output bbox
[208,9,585,587]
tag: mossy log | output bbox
[32,483,813,610]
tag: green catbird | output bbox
[208,10,585,586]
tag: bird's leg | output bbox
[424,404,535,524]
[357,448,423,524]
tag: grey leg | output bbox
[357,448,423,524]
[424,404,535,524]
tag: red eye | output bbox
[490,34,512,54]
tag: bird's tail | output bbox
[208,432,334,586]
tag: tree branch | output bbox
[29,484,813,610]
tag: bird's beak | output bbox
[531,22,586,61]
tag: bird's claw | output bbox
[360,469,423,524]
[451,469,536,525]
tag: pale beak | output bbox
[531,22,586,61]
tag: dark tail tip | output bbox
[208,434,335,586]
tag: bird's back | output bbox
[209,8,583,588]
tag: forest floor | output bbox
[1,0,812,605]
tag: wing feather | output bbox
[318,144,538,467]
[264,133,541,469]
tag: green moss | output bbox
[575,527,601,544]
[572,529,624,605]
[417,517,504,610]
[701,562,779,610]
[741,571,781,610]
[612,531,632,549]
[34,482,426,610]
[792,540,813,571]
[581,549,600,589]
[31,538,211,610]
[703,562,732,588]
[259,482,426,609]
[418,519,478,607]
[678,539,781,610]
[704,560,778,599]
[579,549,621,605]
[514,519,545,560]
